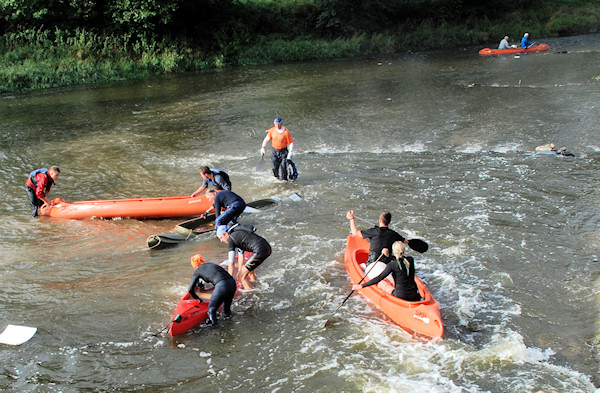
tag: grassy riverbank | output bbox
[1,0,599,93]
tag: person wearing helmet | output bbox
[260,117,294,181]
[217,224,271,290]
[188,254,237,326]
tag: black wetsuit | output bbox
[361,256,421,301]
[213,190,246,227]
[187,263,237,326]
[361,226,406,264]
[228,227,271,271]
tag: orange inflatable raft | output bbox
[344,235,444,339]
[39,193,216,220]
[479,43,550,55]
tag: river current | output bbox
[1,34,599,392]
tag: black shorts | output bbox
[245,245,272,272]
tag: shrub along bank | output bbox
[0,0,598,93]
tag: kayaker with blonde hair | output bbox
[352,241,421,301]
[187,253,237,326]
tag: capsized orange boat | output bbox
[344,235,444,338]
[479,43,550,55]
[40,193,216,219]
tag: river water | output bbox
[1,34,599,392]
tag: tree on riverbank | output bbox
[0,0,598,93]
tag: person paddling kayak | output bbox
[187,254,237,326]
[346,210,409,265]
[353,241,421,301]
[521,33,534,48]
[25,166,60,217]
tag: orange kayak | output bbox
[39,193,216,219]
[479,43,550,55]
[344,235,444,339]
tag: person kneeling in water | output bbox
[353,241,421,301]
[188,254,237,326]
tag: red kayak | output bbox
[479,43,550,56]
[39,192,216,219]
[344,235,444,339]
[169,257,249,337]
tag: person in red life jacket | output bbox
[191,166,232,197]
[217,224,271,290]
[25,166,60,217]
[188,254,237,326]
[260,117,294,181]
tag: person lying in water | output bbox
[352,241,421,301]
[535,143,575,157]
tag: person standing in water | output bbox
[25,165,60,217]
[191,166,232,197]
[260,117,294,181]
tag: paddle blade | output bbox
[408,238,428,253]
[256,155,265,171]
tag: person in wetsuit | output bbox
[201,189,246,227]
[188,254,237,326]
[25,166,60,217]
[346,210,409,264]
[217,224,271,290]
[191,166,232,197]
[353,241,421,301]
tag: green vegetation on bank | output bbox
[0,0,598,93]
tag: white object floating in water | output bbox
[0,324,37,345]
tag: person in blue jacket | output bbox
[201,190,246,227]
[521,33,534,48]
[191,166,231,197]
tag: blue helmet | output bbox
[274,117,282,124]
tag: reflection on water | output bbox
[1,34,599,392]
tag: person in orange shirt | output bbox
[260,117,294,180]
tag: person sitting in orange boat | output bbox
[521,33,534,48]
[201,189,246,227]
[217,224,271,290]
[188,254,237,326]
[191,166,232,197]
[25,166,60,217]
[498,35,517,49]
[346,210,408,265]
[352,241,421,301]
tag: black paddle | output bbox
[323,253,383,328]
[353,215,429,253]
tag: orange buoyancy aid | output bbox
[266,126,293,150]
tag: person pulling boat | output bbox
[25,166,61,217]
[187,254,237,326]
[201,189,246,227]
[191,166,232,197]
[217,224,271,290]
